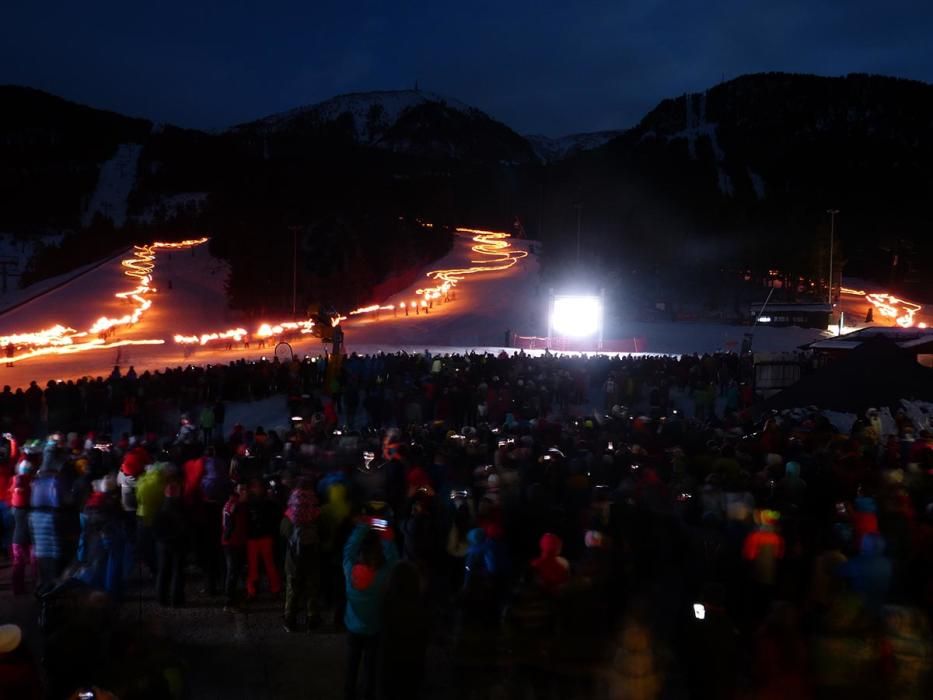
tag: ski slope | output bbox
[0,224,920,390]
[82,144,143,228]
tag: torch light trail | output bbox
[347,227,527,317]
[2,226,527,365]
[0,238,207,363]
[840,287,924,328]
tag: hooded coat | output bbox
[28,470,63,559]
[342,523,398,635]
[135,465,168,526]
[842,533,892,614]
[200,456,229,503]
[319,483,351,555]
[531,533,570,594]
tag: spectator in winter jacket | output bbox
[343,521,399,700]
[199,405,215,445]
[222,484,249,611]
[608,618,664,700]
[117,447,146,578]
[841,532,892,616]
[79,475,125,599]
[401,491,440,577]
[154,481,188,607]
[9,459,35,594]
[246,479,282,598]
[743,509,785,587]
[28,465,65,591]
[134,461,169,577]
[281,482,322,631]
[182,454,204,507]
[531,532,570,595]
[319,481,352,628]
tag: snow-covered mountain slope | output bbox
[234,90,474,140]
[525,130,623,163]
[134,192,208,225]
[231,90,537,163]
[82,143,143,227]
[0,233,63,296]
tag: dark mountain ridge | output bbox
[2,72,931,312]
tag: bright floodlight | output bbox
[551,295,602,337]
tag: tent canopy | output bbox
[765,337,933,413]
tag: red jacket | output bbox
[183,457,205,506]
[9,473,31,508]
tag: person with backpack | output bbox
[343,519,399,700]
[79,475,125,599]
[280,481,322,632]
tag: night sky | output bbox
[2,1,931,136]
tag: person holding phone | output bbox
[343,518,398,700]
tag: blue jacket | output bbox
[29,510,60,559]
[200,457,230,503]
[842,532,892,614]
[343,524,398,635]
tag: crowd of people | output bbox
[1,349,932,699]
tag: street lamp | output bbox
[826,209,839,304]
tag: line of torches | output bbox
[0,225,529,365]
[0,239,211,364]
[839,287,926,328]
[346,227,527,319]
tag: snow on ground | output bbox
[0,246,129,314]
[672,92,734,196]
[344,231,543,348]
[240,90,473,141]
[0,243,236,388]
[82,143,143,227]
[0,225,901,391]
[525,130,623,163]
[134,192,208,225]
[343,231,826,354]
[0,233,64,297]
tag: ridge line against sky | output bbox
[1,0,932,137]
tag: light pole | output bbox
[826,209,839,305]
